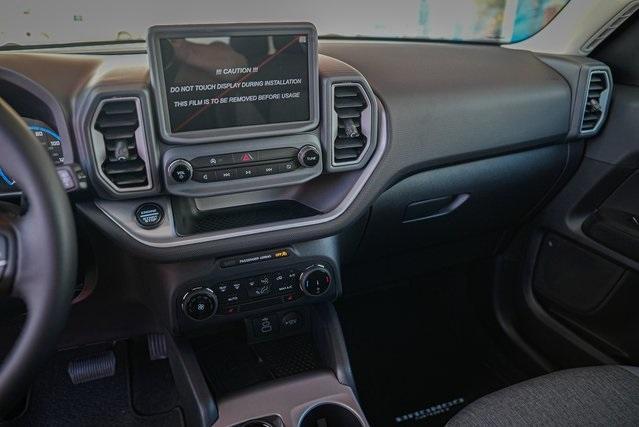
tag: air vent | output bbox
[92,98,151,192]
[332,84,370,166]
[581,1,639,53]
[580,70,611,135]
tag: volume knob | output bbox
[168,159,193,183]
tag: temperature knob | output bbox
[299,265,332,297]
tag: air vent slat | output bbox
[102,129,136,140]
[105,140,135,151]
[334,97,366,109]
[334,148,361,161]
[334,87,359,97]
[95,116,138,129]
[94,99,149,190]
[336,108,362,119]
[102,159,146,175]
[110,174,149,186]
[102,102,137,115]
[335,137,367,150]
[580,70,610,134]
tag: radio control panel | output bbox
[162,134,323,197]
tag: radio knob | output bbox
[168,159,193,183]
[181,288,218,320]
[299,265,332,297]
[297,145,321,168]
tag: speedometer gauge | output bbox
[25,119,65,165]
[0,118,66,194]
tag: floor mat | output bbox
[336,270,529,427]
[5,341,184,426]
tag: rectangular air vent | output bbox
[92,98,152,192]
[332,83,371,167]
[580,70,611,135]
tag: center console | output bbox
[72,21,380,426]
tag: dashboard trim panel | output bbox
[94,101,387,248]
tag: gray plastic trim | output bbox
[94,101,386,248]
[213,371,368,427]
[147,22,320,144]
[90,96,153,193]
[580,68,612,137]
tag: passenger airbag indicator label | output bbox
[220,248,290,268]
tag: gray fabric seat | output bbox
[448,366,639,426]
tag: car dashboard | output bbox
[0,23,616,426]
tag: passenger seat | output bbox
[447,366,639,426]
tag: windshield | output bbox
[1,0,569,49]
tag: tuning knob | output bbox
[297,145,321,168]
[168,159,193,183]
[299,265,332,297]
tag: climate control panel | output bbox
[179,261,335,323]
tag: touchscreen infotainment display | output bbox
[148,24,318,142]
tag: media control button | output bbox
[278,161,297,173]
[216,169,237,181]
[238,167,258,179]
[135,203,164,229]
[256,164,278,176]
[191,154,234,168]
[192,170,215,183]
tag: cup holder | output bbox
[299,403,364,427]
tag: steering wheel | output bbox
[0,98,77,413]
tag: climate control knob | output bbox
[299,265,332,297]
[168,159,193,183]
[181,287,218,320]
[297,145,321,168]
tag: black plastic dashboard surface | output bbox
[0,40,572,258]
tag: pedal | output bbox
[147,333,168,361]
[67,350,116,384]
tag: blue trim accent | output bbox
[0,168,15,187]
[28,125,62,141]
